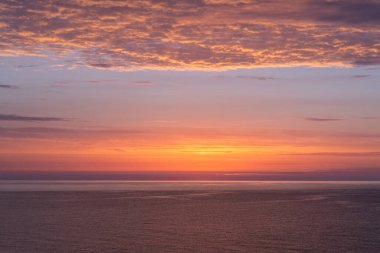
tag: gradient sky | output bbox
[0,0,380,179]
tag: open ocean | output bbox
[0,181,380,253]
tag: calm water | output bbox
[0,181,380,252]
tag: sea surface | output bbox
[0,181,380,253]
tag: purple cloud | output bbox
[0,114,67,122]
[0,85,18,89]
[304,117,343,122]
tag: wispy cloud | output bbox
[285,151,380,157]
[14,64,38,69]
[0,114,67,122]
[0,84,18,89]
[304,117,343,122]
[49,79,115,87]
[129,81,153,86]
[0,126,150,141]
[0,0,378,70]
[236,76,276,81]
[350,74,371,78]
[357,116,380,120]
[1,126,380,145]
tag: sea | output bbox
[0,181,380,253]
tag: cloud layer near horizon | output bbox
[1,0,379,70]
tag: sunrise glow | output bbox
[0,0,379,180]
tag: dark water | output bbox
[0,181,380,253]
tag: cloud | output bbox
[0,0,378,70]
[0,85,18,89]
[304,117,343,122]
[285,151,380,157]
[350,74,371,78]
[0,114,66,122]
[1,126,380,145]
[304,0,380,25]
[49,79,119,87]
[129,81,153,86]
[236,75,276,81]
[0,126,152,141]
[357,116,380,120]
[14,64,38,69]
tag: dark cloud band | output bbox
[0,114,66,122]
[304,117,343,122]
[0,85,18,89]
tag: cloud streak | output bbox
[305,117,343,122]
[350,74,371,79]
[236,76,276,81]
[285,151,380,157]
[0,85,18,89]
[0,0,379,70]
[1,126,380,145]
[0,114,66,122]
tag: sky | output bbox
[0,0,380,180]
